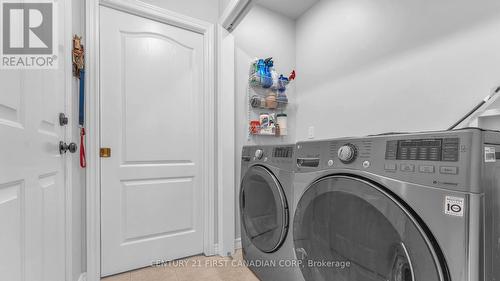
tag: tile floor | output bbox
[102,250,260,281]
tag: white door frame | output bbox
[216,0,252,255]
[85,1,215,280]
[216,25,236,256]
[63,0,76,280]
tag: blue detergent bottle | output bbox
[278,74,288,92]
[257,59,267,86]
[261,58,273,88]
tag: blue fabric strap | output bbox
[79,70,85,126]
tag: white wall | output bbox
[219,0,232,16]
[140,0,219,23]
[295,0,500,140]
[232,4,296,239]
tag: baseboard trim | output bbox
[212,238,242,256]
[234,237,242,249]
[78,272,87,281]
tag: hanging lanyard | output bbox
[79,70,86,168]
[73,35,86,168]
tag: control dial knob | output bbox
[255,149,264,159]
[338,144,357,163]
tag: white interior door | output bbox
[100,6,206,276]
[0,2,69,281]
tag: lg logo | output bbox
[1,1,57,69]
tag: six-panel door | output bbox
[0,2,68,281]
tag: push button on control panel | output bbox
[400,164,415,172]
[419,165,435,173]
[440,166,458,175]
[384,163,397,171]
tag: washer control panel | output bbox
[295,129,494,192]
[385,138,459,162]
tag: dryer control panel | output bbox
[242,145,295,170]
[296,129,500,193]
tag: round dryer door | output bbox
[293,175,449,281]
[240,165,289,253]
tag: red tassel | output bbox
[80,128,86,168]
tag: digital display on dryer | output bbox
[273,146,293,158]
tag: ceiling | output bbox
[256,0,319,19]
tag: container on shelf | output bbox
[250,120,260,134]
[277,75,289,92]
[265,94,277,109]
[277,113,287,136]
[250,58,273,88]
[277,91,288,104]
[259,113,270,129]
[250,95,266,108]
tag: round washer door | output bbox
[240,165,289,253]
[293,175,449,281]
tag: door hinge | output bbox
[100,148,111,158]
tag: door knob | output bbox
[60,141,77,154]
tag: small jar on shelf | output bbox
[265,93,277,109]
[250,91,288,110]
[277,113,287,136]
